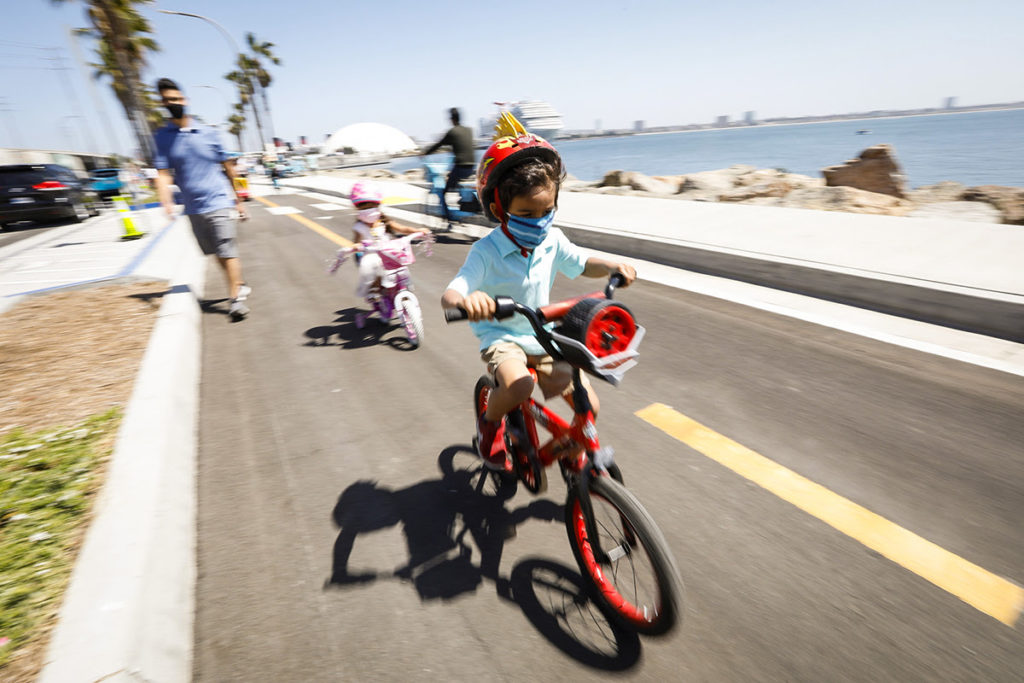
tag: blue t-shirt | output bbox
[446,227,588,355]
[153,122,234,215]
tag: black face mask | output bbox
[166,103,185,119]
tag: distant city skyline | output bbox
[2,0,1022,155]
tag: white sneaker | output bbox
[229,284,251,321]
[228,299,249,321]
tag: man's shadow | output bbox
[326,445,640,669]
[198,297,230,318]
[304,307,417,351]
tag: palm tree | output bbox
[244,33,281,144]
[225,59,264,151]
[227,105,246,153]
[53,0,159,161]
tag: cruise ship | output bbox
[479,100,565,142]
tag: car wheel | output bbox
[72,202,90,222]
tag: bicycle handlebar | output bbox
[345,230,432,255]
[444,273,628,359]
[445,272,626,323]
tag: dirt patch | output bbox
[0,281,166,681]
[0,281,167,434]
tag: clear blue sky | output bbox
[3,0,1023,155]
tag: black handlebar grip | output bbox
[444,306,469,323]
[605,272,626,298]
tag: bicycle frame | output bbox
[515,369,597,472]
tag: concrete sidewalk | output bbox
[273,172,1024,342]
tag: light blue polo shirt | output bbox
[446,226,588,355]
[153,121,234,215]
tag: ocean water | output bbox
[406,108,1023,188]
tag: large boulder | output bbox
[907,181,966,204]
[960,185,1024,225]
[678,169,736,199]
[719,179,794,203]
[732,168,787,187]
[598,170,677,194]
[780,185,913,215]
[562,178,600,192]
[598,170,629,187]
[822,144,908,198]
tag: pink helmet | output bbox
[350,182,381,205]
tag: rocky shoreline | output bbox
[347,144,1024,225]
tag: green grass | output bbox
[0,409,121,670]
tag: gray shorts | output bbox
[188,208,238,258]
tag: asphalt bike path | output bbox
[193,191,1024,681]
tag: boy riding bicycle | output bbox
[441,113,636,471]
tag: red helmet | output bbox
[476,113,561,223]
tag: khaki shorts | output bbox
[188,208,238,258]
[481,341,591,399]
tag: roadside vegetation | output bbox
[0,410,120,678]
[0,281,163,681]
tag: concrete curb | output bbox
[554,221,1024,343]
[39,222,204,683]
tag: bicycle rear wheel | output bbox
[565,474,683,636]
[423,188,445,231]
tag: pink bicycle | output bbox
[328,231,433,348]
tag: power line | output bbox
[0,97,27,148]
[0,40,54,50]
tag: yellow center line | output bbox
[253,195,354,248]
[636,402,1024,627]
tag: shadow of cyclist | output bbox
[509,558,640,670]
[326,448,559,597]
[303,307,416,351]
[325,445,641,669]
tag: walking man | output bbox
[154,78,252,320]
[422,107,476,230]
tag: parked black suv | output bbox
[0,164,100,229]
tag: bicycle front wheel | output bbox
[565,474,683,636]
[398,293,424,347]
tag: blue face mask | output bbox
[505,210,555,250]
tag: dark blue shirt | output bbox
[154,122,234,215]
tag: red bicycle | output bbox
[445,275,684,636]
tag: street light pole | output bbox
[158,9,266,151]
[196,85,231,126]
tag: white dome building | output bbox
[323,122,418,156]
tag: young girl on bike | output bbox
[441,114,636,471]
[349,181,427,300]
